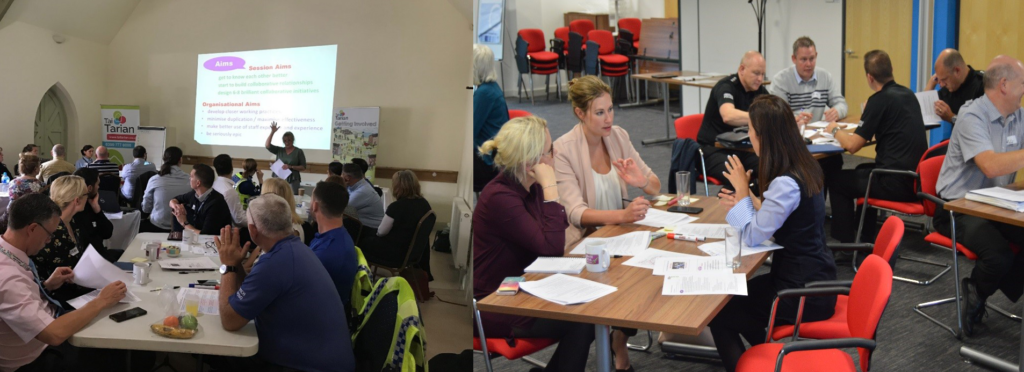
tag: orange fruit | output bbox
[163,315,179,327]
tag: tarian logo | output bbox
[335,110,347,120]
[112,111,127,125]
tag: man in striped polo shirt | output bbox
[770,36,848,124]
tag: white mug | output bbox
[585,241,611,273]
[145,241,160,261]
[133,262,151,285]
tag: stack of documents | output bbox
[569,231,651,256]
[524,257,587,274]
[697,240,784,257]
[635,209,697,228]
[966,187,1024,212]
[158,257,219,270]
[520,274,618,305]
[622,249,697,270]
[654,256,748,296]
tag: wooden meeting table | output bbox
[476,195,770,372]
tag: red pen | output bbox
[667,195,681,206]
[188,284,219,290]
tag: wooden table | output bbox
[477,196,771,372]
[943,197,1024,372]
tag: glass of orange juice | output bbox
[185,292,200,317]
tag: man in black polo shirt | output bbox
[169,164,234,235]
[926,48,985,126]
[826,50,927,243]
[698,51,769,190]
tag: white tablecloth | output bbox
[105,211,141,251]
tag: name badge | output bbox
[69,247,79,257]
[1009,135,1019,146]
[811,91,822,100]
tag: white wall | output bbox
[102,0,471,226]
[0,21,109,163]
[679,0,844,114]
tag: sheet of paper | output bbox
[622,249,697,270]
[66,288,140,309]
[662,273,748,296]
[104,212,123,220]
[519,274,618,305]
[916,90,942,125]
[652,256,733,275]
[176,288,220,315]
[698,240,783,257]
[969,187,1024,202]
[270,159,292,180]
[523,257,587,274]
[72,246,134,289]
[569,231,651,256]
[672,76,699,82]
[158,257,219,270]
[635,209,697,228]
[807,121,859,130]
[668,224,731,239]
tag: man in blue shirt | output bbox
[341,163,385,234]
[119,146,156,199]
[213,194,354,372]
[309,181,358,313]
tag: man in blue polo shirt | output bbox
[310,181,358,313]
[213,194,354,372]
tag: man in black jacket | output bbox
[71,168,117,262]
[169,164,233,235]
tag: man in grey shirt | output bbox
[120,146,156,199]
[341,163,384,241]
[934,55,1024,337]
[770,36,848,124]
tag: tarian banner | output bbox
[100,105,140,165]
[332,107,380,182]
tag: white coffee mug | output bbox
[585,241,611,273]
[133,262,151,285]
[145,241,160,261]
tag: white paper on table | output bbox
[807,121,859,130]
[519,274,618,305]
[523,257,587,274]
[104,212,124,220]
[672,75,699,82]
[66,288,140,309]
[662,273,747,296]
[270,160,292,180]
[915,90,942,125]
[698,240,783,257]
[634,209,697,228]
[72,246,134,289]
[176,288,220,315]
[622,249,697,270]
[652,256,733,275]
[669,223,731,239]
[158,257,219,270]
[569,231,651,256]
[969,187,1024,202]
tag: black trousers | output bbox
[826,163,917,243]
[206,355,298,372]
[14,344,149,372]
[512,318,596,372]
[709,275,835,372]
[933,211,1024,302]
[701,147,759,192]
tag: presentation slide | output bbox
[194,45,337,149]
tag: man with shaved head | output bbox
[926,48,986,125]
[85,146,120,176]
[698,51,769,190]
[934,55,1024,336]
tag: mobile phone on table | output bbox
[167,231,183,241]
[109,307,147,323]
[668,206,703,214]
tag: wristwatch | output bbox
[951,115,957,124]
[831,126,841,136]
[219,264,238,275]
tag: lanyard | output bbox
[0,244,30,272]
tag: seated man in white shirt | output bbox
[213,154,247,226]
[0,194,128,371]
[341,163,384,242]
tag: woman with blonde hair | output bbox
[473,116,595,372]
[234,158,263,209]
[261,178,309,242]
[9,152,43,201]
[554,75,661,372]
[359,170,433,276]
[32,175,93,302]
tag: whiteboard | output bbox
[136,127,166,169]
[474,0,505,61]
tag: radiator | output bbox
[450,196,473,270]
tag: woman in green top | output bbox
[265,121,307,194]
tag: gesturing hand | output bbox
[718,188,738,208]
[613,158,648,189]
[823,108,840,123]
[722,155,753,201]
[215,226,250,267]
[270,121,280,133]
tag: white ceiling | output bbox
[0,0,140,44]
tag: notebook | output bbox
[523,257,587,274]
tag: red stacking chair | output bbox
[913,155,1021,339]
[736,255,893,372]
[569,19,595,50]
[617,17,641,50]
[473,299,553,372]
[550,27,571,85]
[673,113,722,195]
[849,140,952,286]
[553,27,570,56]
[770,216,903,349]
[508,109,531,120]
[517,29,562,103]
[588,30,631,101]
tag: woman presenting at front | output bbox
[709,95,837,372]
[265,121,307,194]
[553,75,660,372]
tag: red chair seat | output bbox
[601,69,629,77]
[529,60,559,69]
[923,232,975,259]
[771,295,850,340]
[600,64,630,73]
[698,175,723,186]
[737,342,856,372]
[633,41,639,49]
[473,337,556,360]
[598,54,629,65]
[529,67,558,75]
[527,51,559,63]
[855,198,925,215]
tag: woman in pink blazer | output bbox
[553,75,662,372]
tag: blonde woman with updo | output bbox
[473,116,595,372]
[32,176,94,302]
[554,75,661,372]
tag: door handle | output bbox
[845,49,858,58]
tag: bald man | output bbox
[698,51,769,191]
[85,146,120,175]
[926,48,986,125]
[933,55,1024,337]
